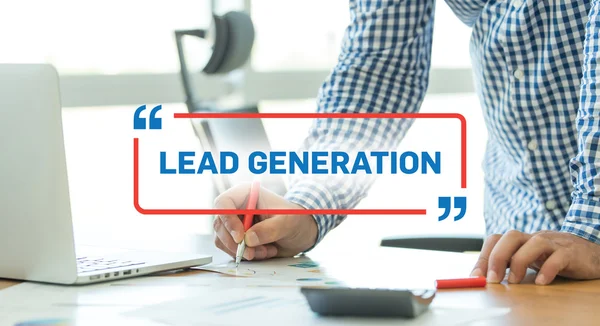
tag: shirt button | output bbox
[513,69,525,80]
[527,140,538,150]
[513,0,523,7]
[545,200,557,210]
[553,209,562,216]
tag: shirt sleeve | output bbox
[562,1,600,244]
[284,0,436,247]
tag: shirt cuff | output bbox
[284,179,347,251]
[561,198,600,244]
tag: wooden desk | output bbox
[0,279,18,290]
[1,247,599,325]
[436,277,600,325]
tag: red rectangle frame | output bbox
[133,112,466,216]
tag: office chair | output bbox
[174,11,287,197]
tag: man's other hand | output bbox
[471,230,600,285]
[213,183,318,261]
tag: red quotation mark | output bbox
[133,112,467,218]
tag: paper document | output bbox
[125,287,510,326]
[196,256,347,287]
[0,280,209,326]
[196,254,442,290]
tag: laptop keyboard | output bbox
[77,256,145,274]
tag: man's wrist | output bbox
[284,180,342,250]
[561,197,600,244]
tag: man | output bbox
[213,0,600,285]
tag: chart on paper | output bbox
[195,257,346,287]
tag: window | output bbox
[431,2,472,68]
[250,0,349,71]
[6,0,480,250]
[1,0,212,74]
[250,0,472,71]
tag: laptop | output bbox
[0,64,212,284]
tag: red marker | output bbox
[235,180,261,267]
[435,276,487,289]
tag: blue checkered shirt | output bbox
[284,0,600,246]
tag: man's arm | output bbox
[285,0,436,246]
[213,0,437,261]
[470,2,600,285]
[562,0,600,243]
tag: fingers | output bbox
[508,233,556,284]
[214,236,235,258]
[487,230,532,283]
[471,234,502,277]
[213,183,287,261]
[214,236,264,261]
[472,231,586,286]
[213,218,239,255]
[213,183,307,261]
[215,183,254,208]
[219,215,245,244]
[235,245,278,261]
[251,244,279,260]
[215,239,278,261]
[536,250,569,285]
[214,191,247,244]
[245,216,287,247]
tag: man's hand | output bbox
[213,183,318,261]
[471,230,600,285]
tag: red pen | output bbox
[235,180,261,267]
[435,276,487,289]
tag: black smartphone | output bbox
[300,287,435,318]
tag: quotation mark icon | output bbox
[133,105,163,130]
[438,196,467,221]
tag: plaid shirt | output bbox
[284,0,600,246]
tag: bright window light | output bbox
[251,1,472,71]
